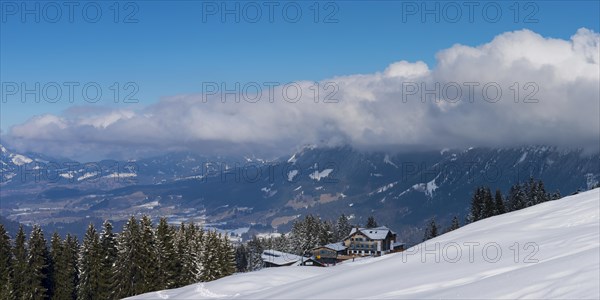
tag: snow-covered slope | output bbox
[134,188,600,299]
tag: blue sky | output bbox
[2,1,598,131]
[1,1,599,160]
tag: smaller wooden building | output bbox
[299,256,326,267]
[311,242,347,265]
[391,241,405,253]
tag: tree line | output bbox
[469,177,560,222]
[423,178,561,241]
[234,213,365,272]
[0,216,236,300]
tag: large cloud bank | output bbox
[5,28,600,159]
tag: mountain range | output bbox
[1,143,598,244]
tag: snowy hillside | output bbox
[130,188,600,299]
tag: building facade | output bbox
[343,226,398,256]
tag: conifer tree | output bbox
[318,221,334,246]
[114,216,143,298]
[0,275,15,300]
[155,218,177,289]
[98,220,118,300]
[526,177,539,206]
[176,222,201,285]
[234,244,248,273]
[188,223,204,282]
[271,234,290,253]
[365,216,378,229]
[508,183,527,211]
[468,187,484,222]
[200,231,219,282]
[26,225,51,300]
[335,214,352,241]
[78,223,102,300]
[12,225,27,300]
[246,236,264,271]
[0,224,13,299]
[139,216,159,293]
[218,236,236,278]
[290,215,320,255]
[482,187,495,218]
[174,223,192,286]
[49,232,62,298]
[423,218,438,241]
[54,234,78,300]
[551,189,562,200]
[537,180,550,203]
[494,189,506,215]
[447,216,460,232]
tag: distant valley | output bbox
[1,144,598,244]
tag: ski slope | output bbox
[130,188,600,299]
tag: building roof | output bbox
[301,256,326,266]
[261,249,302,266]
[348,226,395,240]
[315,242,347,251]
[393,241,405,247]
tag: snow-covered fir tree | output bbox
[114,216,143,298]
[49,232,62,298]
[423,218,438,241]
[494,189,506,215]
[78,224,102,300]
[98,220,118,300]
[468,187,485,222]
[216,235,236,278]
[11,225,27,300]
[54,234,78,300]
[508,183,527,211]
[290,215,321,255]
[139,216,159,292]
[0,224,13,300]
[200,231,220,282]
[234,244,248,273]
[187,223,204,283]
[447,216,460,232]
[318,221,334,246]
[365,216,378,228]
[155,218,177,289]
[335,214,352,241]
[246,236,264,271]
[26,225,51,300]
[481,187,495,219]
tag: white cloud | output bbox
[5,28,599,159]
